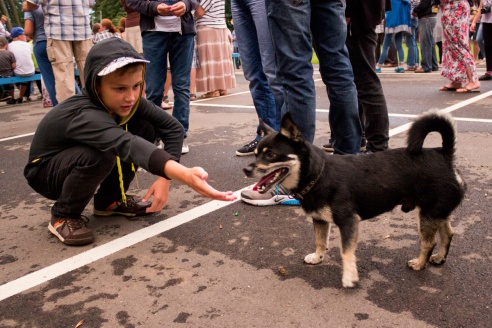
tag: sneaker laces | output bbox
[65,215,89,231]
[245,139,259,148]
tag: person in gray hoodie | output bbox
[24,37,235,246]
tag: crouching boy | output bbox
[24,38,235,246]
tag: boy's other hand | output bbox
[143,177,171,213]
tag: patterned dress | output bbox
[440,0,478,83]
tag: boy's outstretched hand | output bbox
[180,166,237,201]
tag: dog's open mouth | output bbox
[255,167,290,193]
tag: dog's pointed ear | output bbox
[280,112,304,142]
[260,119,276,137]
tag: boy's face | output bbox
[97,66,143,118]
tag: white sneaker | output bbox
[182,143,189,154]
[241,184,300,206]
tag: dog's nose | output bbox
[243,165,254,177]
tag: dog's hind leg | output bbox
[339,220,360,288]
[304,219,330,265]
[408,213,439,270]
[429,219,454,265]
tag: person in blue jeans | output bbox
[413,0,439,73]
[23,6,57,106]
[232,0,284,157]
[405,3,419,71]
[265,0,362,153]
[126,0,197,154]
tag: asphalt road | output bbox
[0,67,491,327]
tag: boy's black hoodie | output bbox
[25,38,184,181]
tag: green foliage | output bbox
[91,0,126,27]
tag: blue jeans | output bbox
[419,17,438,72]
[142,32,194,138]
[232,0,283,140]
[377,32,404,66]
[405,17,419,67]
[266,0,361,154]
[34,40,57,106]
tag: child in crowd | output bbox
[92,18,121,44]
[24,38,235,246]
[0,36,16,103]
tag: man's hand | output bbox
[142,177,171,213]
[157,3,173,16]
[170,2,187,17]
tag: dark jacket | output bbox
[125,0,198,34]
[25,37,184,181]
[413,0,436,19]
[346,0,391,34]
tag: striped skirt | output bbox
[195,25,236,92]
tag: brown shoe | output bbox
[93,195,152,217]
[415,68,431,73]
[49,215,94,245]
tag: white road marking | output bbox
[0,88,491,301]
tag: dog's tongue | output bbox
[253,171,278,191]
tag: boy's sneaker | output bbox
[236,139,259,157]
[241,184,300,206]
[49,215,94,245]
[93,195,152,217]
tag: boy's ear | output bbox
[280,112,304,142]
[259,119,276,137]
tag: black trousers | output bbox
[27,119,157,217]
[346,27,389,152]
[482,22,492,72]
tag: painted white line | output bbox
[0,133,34,142]
[0,189,245,301]
[0,88,491,300]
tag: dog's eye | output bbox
[265,151,276,160]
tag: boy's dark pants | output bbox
[27,119,157,217]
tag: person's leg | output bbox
[266,0,316,143]
[394,32,405,67]
[169,33,194,138]
[311,0,361,155]
[47,39,75,103]
[93,119,158,209]
[476,23,486,60]
[419,17,437,72]
[376,32,393,67]
[347,27,389,152]
[481,22,492,76]
[73,39,92,89]
[405,17,419,69]
[232,0,280,140]
[142,32,171,108]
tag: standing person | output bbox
[413,0,439,73]
[26,0,94,103]
[434,9,444,65]
[472,0,492,81]
[0,36,16,103]
[8,27,35,104]
[438,0,480,92]
[231,28,240,69]
[405,0,420,71]
[0,15,10,39]
[24,38,235,246]
[265,0,362,153]
[23,2,57,106]
[345,0,390,153]
[375,0,412,73]
[195,0,236,98]
[126,0,197,155]
[120,0,143,55]
[231,0,284,157]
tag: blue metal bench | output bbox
[0,74,42,85]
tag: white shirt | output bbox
[8,41,35,76]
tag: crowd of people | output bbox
[0,0,488,246]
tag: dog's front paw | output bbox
[429,254,446,265]
[342,276,359,288]
[304,253,323,265]
[407,258,426,270]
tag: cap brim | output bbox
[97,57,149,76]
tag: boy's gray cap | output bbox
[0,36,8,46]
[97,57,149,76]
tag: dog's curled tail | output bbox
[407,109,456,160]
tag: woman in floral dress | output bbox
[439,0,481,92]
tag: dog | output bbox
[243,110,466,288]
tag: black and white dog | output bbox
[243,110,466,288]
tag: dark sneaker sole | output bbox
[93,209,152,217]
[48,223,94,246]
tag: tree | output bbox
[91,0,126,26]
